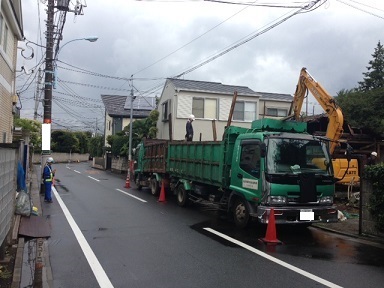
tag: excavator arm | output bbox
[290,67,344,154]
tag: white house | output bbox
[0,0,23,143]
[157,78,292,141]
[101,94,156,146]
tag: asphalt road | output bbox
[41,162,384,288]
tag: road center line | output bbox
[203,227,342,288]
[74,170,81,174]
[116,189,147,203]
[52,187,114,288]
[88,176,100,182]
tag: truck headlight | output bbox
[268,196,287,205]
[319,196,333,204]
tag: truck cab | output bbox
[229,119,338,226]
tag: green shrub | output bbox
[364,164,384,232]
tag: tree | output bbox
[73,131,91,154]
[358,41,384,91]
[13,118,41,151]
[88,135,104,157]
[107,110,159,157]
[123,110,159,151]
[336,87,384,135]
[51,131,80,153]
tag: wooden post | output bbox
[212,119,217,141]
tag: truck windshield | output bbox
[266,137,331,175]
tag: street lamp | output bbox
[54,36,98,60]
[42,36,98,152]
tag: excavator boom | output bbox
[291,68,344,154]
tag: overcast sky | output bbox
[16,0,384,131]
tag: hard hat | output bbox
[189,114,195,121]
[47,157,54,163]
[371,152,378,157]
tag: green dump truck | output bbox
[134,118,338,228]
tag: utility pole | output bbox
[43,0,54,128]
[124,77,135,189]
[34,68,42,120]
[40,0,55,193]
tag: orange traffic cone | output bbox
[124,173,130,189]
[158,180,166,202]
[261,208,282,245]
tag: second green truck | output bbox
[134,118,338,228]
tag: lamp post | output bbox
[40,36,98,192]
[42,36,98,152]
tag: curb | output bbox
[11,168,53,287]
[312,224,384,248]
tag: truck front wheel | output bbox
[150,178,160,196]
[176,185,188,207]
[233,198,250,228]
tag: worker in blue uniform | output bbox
[43,157,56,203]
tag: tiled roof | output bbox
[167,78,259,96]
[101,95,154,118]
[123,96,156,110]
[258,91,293,102]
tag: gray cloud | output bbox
[16,0,384,128]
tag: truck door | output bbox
[230,139,262,200]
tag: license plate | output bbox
[300,209,314,221]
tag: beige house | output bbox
[157,78,292,141]
[0,0,23,143]
[101,94,156,147]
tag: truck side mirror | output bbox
[260,143,267,157]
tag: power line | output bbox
[336,0,384,20]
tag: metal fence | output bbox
[0,148,16,247]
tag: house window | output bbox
[162,99,171,121]
[112,118,122,135]
[233,101,257,121]
[266,108,288,117]
[192,98,217,119]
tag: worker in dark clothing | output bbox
[185,114,195,141]
[367,151,378,166]
[43,157,56,203]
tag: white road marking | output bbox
[116,189,147,203]
[52,187,114,288]
[88,176,100,182]
[74,170,81,174]
[203,227,343,288]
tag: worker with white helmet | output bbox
[185,114,195,141]
[43,157,56,203]
[367,151,378,166]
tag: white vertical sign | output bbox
[42,123,51,151]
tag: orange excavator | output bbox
[288,67,359,186]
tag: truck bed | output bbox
[167,141,224,187]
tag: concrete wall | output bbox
[111,157,128,173]
[0,147,16,248]
[32,152,90,164]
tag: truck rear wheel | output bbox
[150,178,160,196]
[134,175,142,190]
[233,198,250,228]
[176,185,188,207]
